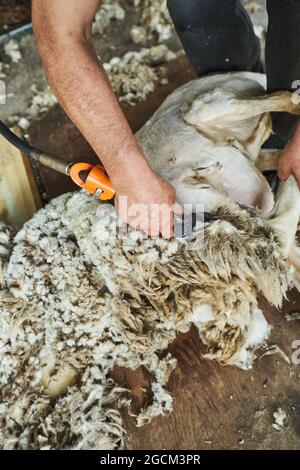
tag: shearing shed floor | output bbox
[0,0,299,450]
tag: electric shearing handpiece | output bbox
[0,120,115,201]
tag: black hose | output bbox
[0,120,70,174]
[0,120,34,157]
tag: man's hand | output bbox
[114,164,182,239]
[278,130,300,187]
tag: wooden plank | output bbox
[0,127,42,227]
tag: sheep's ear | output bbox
[266,176,300,258]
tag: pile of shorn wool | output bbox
[1,72,300,450]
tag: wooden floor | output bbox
[27,56,300,450]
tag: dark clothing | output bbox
[167,0,300,148]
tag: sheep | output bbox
[0,72,299,450]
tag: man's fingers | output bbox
[159,202,183,239]
[161,221,173,239]
[278,157,291,181]
[117,200,182,239]
[173,202,183,216]
[292,165,300,188]
[160,206,174,239]
[145,204,182,239]
[149,215,160,238]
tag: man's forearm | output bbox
[34,26,151,186]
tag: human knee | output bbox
[167,0,235,31]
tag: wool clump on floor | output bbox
[4,39,22,64]
[92,0,126,35]
[130,0,173,44]
[103,45,176,104]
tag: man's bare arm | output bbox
[32,0,179,237]
[278,124,300,187]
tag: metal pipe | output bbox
[30,149,69,175]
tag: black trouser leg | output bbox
[265,0,300,148]
[167,0,261,75]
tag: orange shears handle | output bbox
[69,163,116,201]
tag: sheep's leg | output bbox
[256,150,282,172]
[241,113,272,162]
[287,243,300,291]
[183,90,300,129]
[267,176,300,258]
